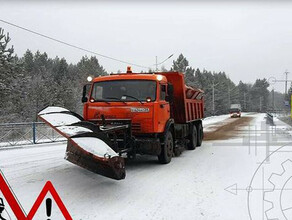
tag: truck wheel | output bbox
[158,131,173,164]
[197,123,203,147]
[187,125,197,150]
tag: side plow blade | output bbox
[38,106,126,180]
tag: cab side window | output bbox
[160,84,166,100]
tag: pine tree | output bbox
[0,28,23,122]
[0,28,15,100]
[250,79,269,112]
[77,56,107,82]
[185,68,195,86]
[171,54,189,72]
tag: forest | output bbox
[0,27,289,123]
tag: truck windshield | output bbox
[91,80,157,102]
[229,108,240,113]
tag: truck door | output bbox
[158,84,170,132]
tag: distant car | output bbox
[229,108,241,118]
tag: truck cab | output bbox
[83,72,170,135]
[229,104,242,118]
[81,68,204,165]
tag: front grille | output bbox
[132,123,141,132]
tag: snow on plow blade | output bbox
[38,106,126,180]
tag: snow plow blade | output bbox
[38,106,126,180]
[66,139,125,180]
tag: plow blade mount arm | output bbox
[38,106,126,180]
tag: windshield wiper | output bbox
[122,94,143,104]
[104,97,127,104]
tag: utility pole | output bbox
[285,70,289,95]
[212,82,215,114]
[244,92,247,110]
[228,84,231,107]
[260,96,263,112]
[272,88,275,112]
[212,81,220,115]
[268,73,292,115]
[268,72,291,96]
[155,54,173,72]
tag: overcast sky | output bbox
[1,1,292,92]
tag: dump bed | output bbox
[160,72,204,124]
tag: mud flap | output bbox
[38,106,126,180]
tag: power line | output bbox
[0,19,150,69]
[154,54,174,66]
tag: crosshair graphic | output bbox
[264,159,292,220]
[225,143,292,219]
[247,143,292,220]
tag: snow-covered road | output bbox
[0,113,292,220]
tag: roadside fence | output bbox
[0,122,64,148]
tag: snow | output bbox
[40,113,80,127]
[58,126,92,136]
[203,112,249,132]
[71,137,118,158]
[39,106,82,127]
[0,113,291,219]
[202,114,230,127]
[38,106,69,115]
[38,106,118,159]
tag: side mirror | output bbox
[82,97,88,103]
[167,84,174,94]
[167,83,174,103]
[82,84,91,103]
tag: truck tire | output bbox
[187,125,197,150]
[197,123,203,147]
[158,131,173,164]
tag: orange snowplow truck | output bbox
[38,68,204,180]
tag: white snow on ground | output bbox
[203,112,251,126]
[72,137,118,157]
[0,113,291,219]
[203,112,249,132]
[202,114,230,128]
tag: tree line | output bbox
[171,54,274,116]
[0,28,289,122]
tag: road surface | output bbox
[0,113,291,220]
